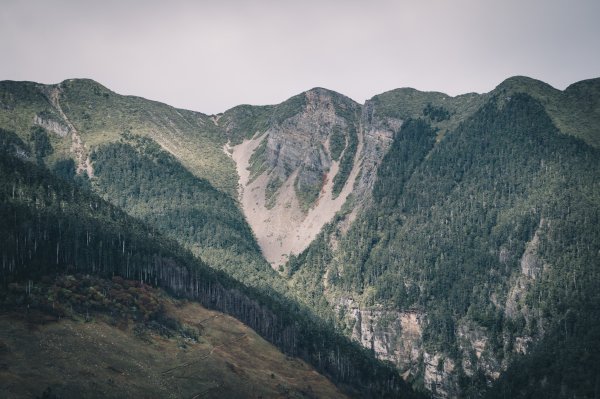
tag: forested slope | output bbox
[287,90,600,397]
[90,133,276,289]
[0,129,423,398]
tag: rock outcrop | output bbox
[229,88,365,267]
[33,112,71,137]
[43,85,94,177]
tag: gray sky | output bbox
[1,0,599,114]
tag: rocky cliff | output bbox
[227,88,366,267]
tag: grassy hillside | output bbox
[493,76,600,148]
[59,79,239,195]
[0,79,237,195]
[368,87,486,141]
[371,76,600,149]
[219,103,274,144]
[0,274,347,399]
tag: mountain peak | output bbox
[564,77,600,96]
[493,75,559,96]
[58,78,113,94]
[300,87,360,107]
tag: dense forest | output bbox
[287,93,600,397]
[90,133,277,290]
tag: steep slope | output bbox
[0,79,236,194]
[224,88,363,267]
[222,83,490,269]
[0,275,347,399]
[493,76,600,148]
[90,133,275,289]
[285,85,600,397]
[0,78,280,300]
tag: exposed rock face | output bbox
[456,320,500,380]
[43,85,94,177]
[336,299,512,398]
[33,113,71,137]
[335,298,460,397]
[423,352,457,398]
[505,219,548,320]
[227,89,408,267]
[354,100,400,198]
[519,220,546,280]
[335,298,425,377]
[229,88,364,267]
[504,218,549,352]
[229,89,513,396]
[226,86,561,397]
[265,89,339,188]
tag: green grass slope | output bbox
[493,76,600,148]
[58,79,237,195]
[368,87,486,141]
[0,79,237,195]
[0,275,348,399]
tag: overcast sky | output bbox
[1,0,599,114]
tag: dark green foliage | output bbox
[272,93,306,125]
[29,127,53,161]
[491,76,600,148]
[90,134,272,287]
[423,103,450,122]
[0,127,30,156]
[51,157,91,190]
[329,126,346,162]
[341,93,599,312]
[1,274,170,327]
[290,92,600,395]
[295,164,325,212]
[37,387,60,399]
[286,223,339,318]
[52,158,76,180]
[221,105,273,145]
[373,118,437,207]
[486,298,600,398]
[332,124,358,196]
[265,176,283,209]
[248,135,269,182]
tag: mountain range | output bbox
[0,75,599,398]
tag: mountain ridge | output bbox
[1,74,599,398]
